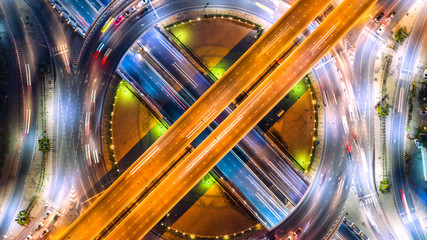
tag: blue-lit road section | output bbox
[49,0,100,32]
[138,28,308,204]
[215,153,289,228]
[118,41,288,229]
[118,51,186,123]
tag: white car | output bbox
[40,229,50,238]
[44,210,52,219]
[423,68,427,78]
[386,11,395,22]
[125,6,136,16]
[376,24,385,34]
[24,234,33,240]
[137,0,148,7]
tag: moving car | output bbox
[414,139,422,148]
[53,4,62,14]
[52,213,61,223]
[423,68,427,78]
[114,15,124,25]
[360,232,369,240]
[139,7,149,16]
[76,27,85,36]
[376,24,385,34]
[352,224,361,234]
[52,2,62,9]
[294,227,302,236]
[346,141,352,158]
[375,12,384,22]
[44,210,52,219]
[40,229,50,238]
[386,11,395,22]
[125,6,136,16]
[34,222,44,231]
[343,217,352,227]
[24,234,32,240]
[267,234,277,240]
[69,19,77,30]
[138,0,148,7]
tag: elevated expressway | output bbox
[58,0,333,239]
[100,0,376,239]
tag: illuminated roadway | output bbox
[350,0,416,239]
[58,0,333,239]
[390,0,427,237]
[0,0,37,235]
[102,0,376,239]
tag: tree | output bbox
[395,27,409,43]
[377,102,390,118]
[15,210,29,226]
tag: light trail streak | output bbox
[25,64,31,86]
[130,146,159,175]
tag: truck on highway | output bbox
[341,115,349,134]
[276,109,285,118]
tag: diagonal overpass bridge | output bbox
[58,0,375,239]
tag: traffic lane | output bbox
[119,52,187,120]
[390,1,427,237]
[400,0,427,72]
[352,17,400,240]
[0,0,39,235]
[23,0,78,203]
[104,0,376,238]
[350,1,417,239]
[331,38,394,239]
[138,28,212,96]
[215,152,289,228]
[62,1,334,238]
[23,0,72,73]
[390,116,421,238]
[391,84,425,239]
[238,131,308,203]
[353,28,396,240]
[271,88,353,239]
